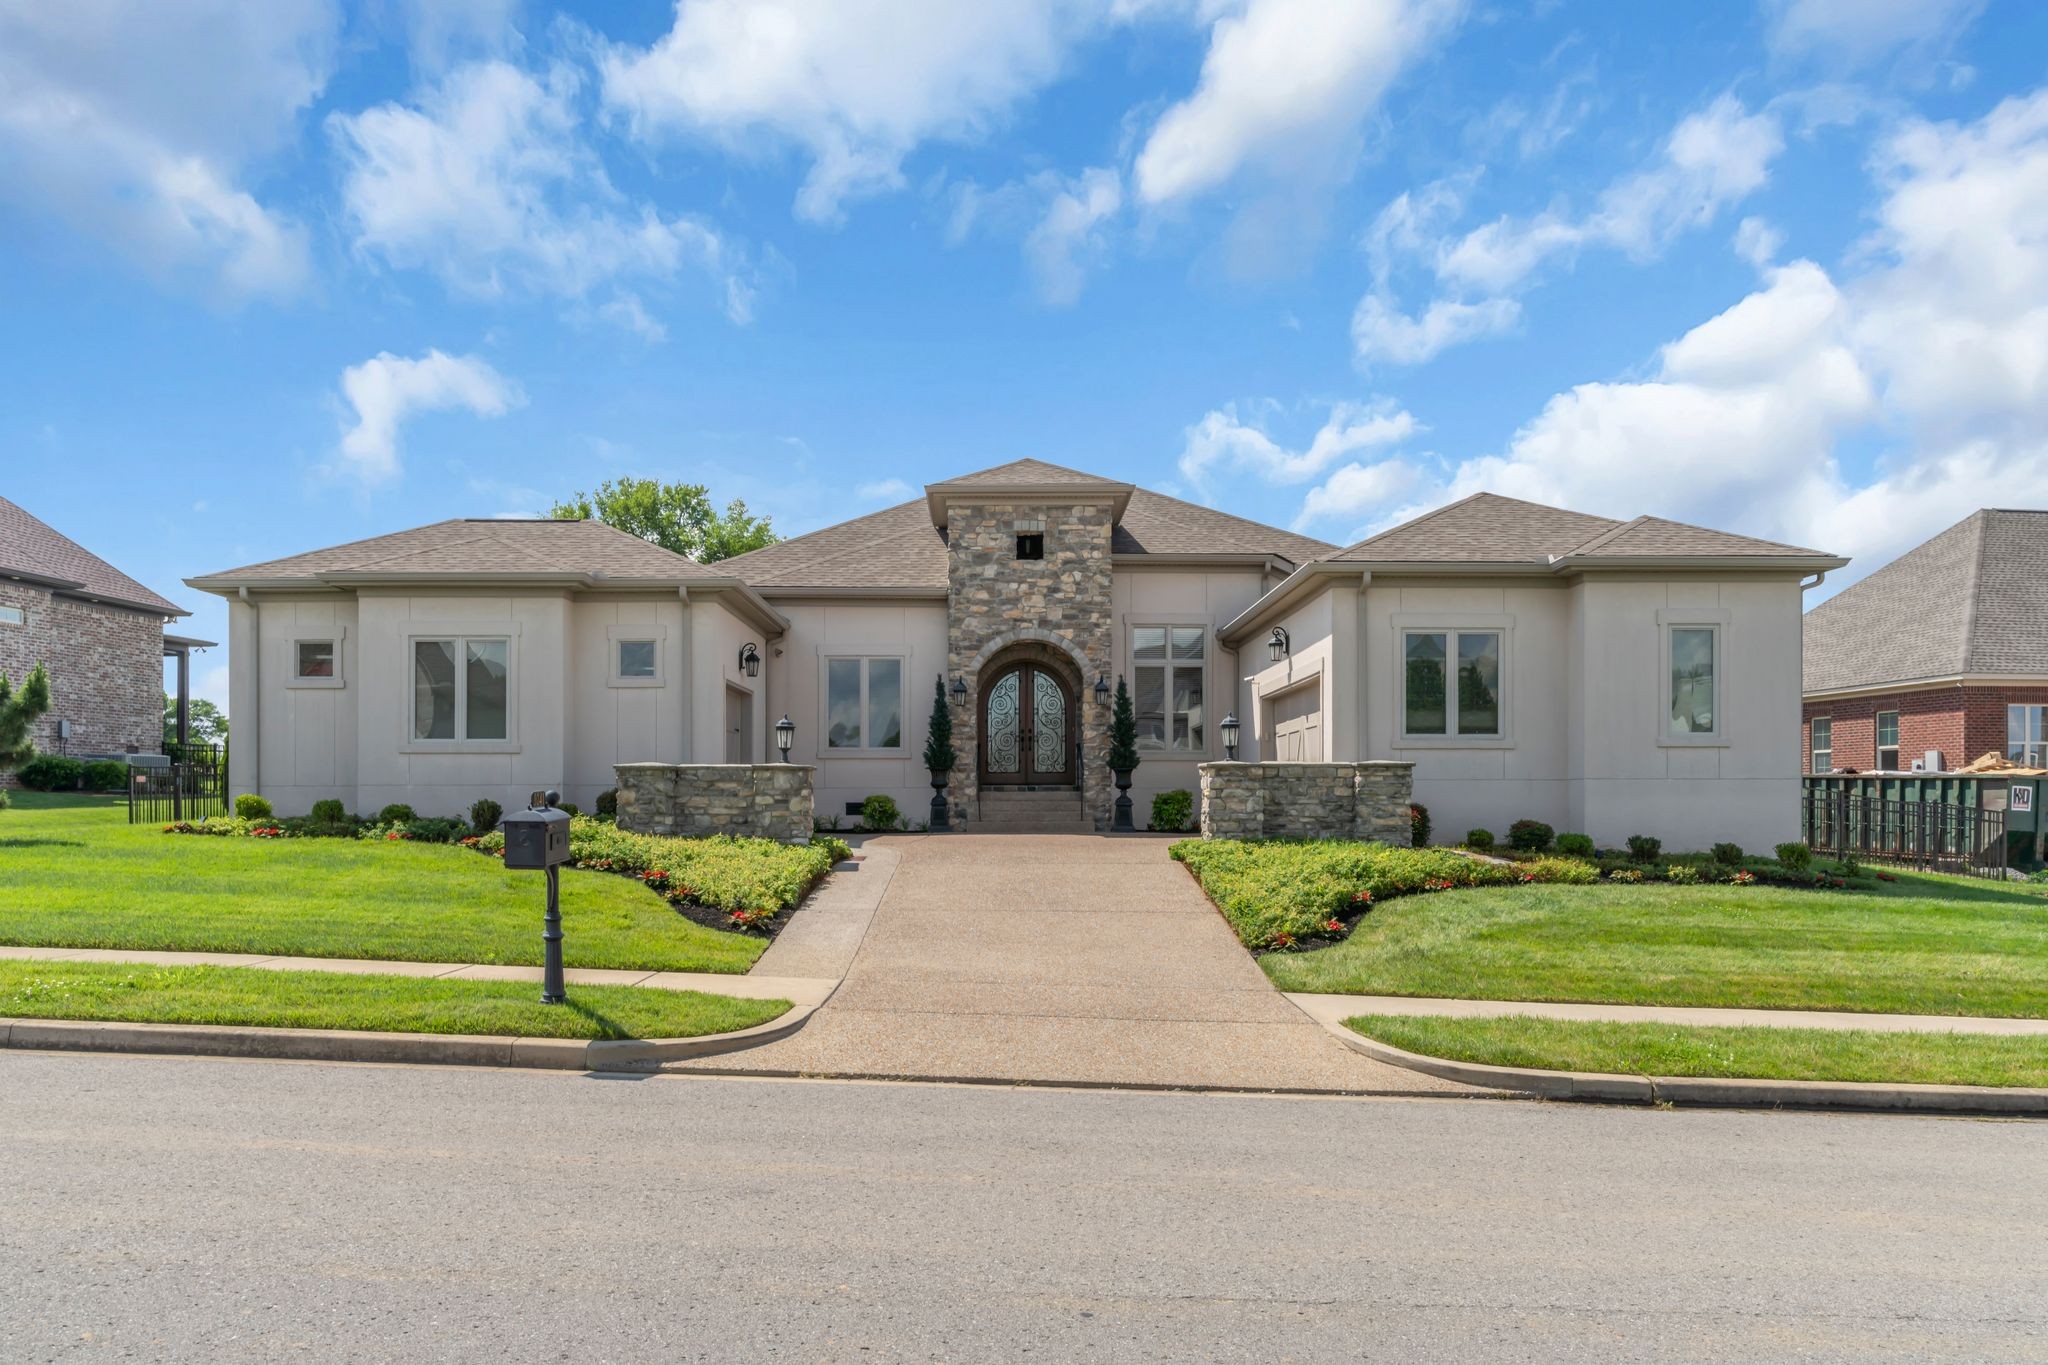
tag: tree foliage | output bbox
[922,673,955,773]
[1108,675,1141,773]
[0,662,52,771]
[162,693,229,747]
[549,477,777,563]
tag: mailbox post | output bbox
[501,790,573,1004]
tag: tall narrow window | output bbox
[1132,626,1205,750]
[1402,629,1502,738]
[1875,710,1900,770]
[2009,705,2047,767]
[412,636,510,742]
[1810,717,1832,774]
[1669,627,1717,736]
[826,658,862,749]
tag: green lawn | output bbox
[1253,859,2048,1017]
[1349,1013,2048,1089]
[0,794,765,972]
[0,958,787,1040]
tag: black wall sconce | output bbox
[1092,673,1111,706]
[949,676,967,704]
[1267,627,1291,663]
[738,642,761,678]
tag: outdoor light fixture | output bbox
[738,642,762,678]
[1267,627,1291,663]
[950,676,967,703]
[1220,712,1240,760]
[775,713,795,759]
[1093,673,1111,706]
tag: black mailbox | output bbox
[501,801,571,870]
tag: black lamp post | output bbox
[738,642,761,678]
[1220,712,1240,761]
[1093,673,1110,706]
[774,713,795,760]
[1267,627,1290,663]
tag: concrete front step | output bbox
[967,820,1099,834]
[974,789,1092,833]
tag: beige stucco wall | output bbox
[246,595,361,814]
[566,594,691,802]
[687,593,767,775]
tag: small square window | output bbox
[617,640,657,679]
[1015,533,1043,560]
[295,640,335,678]
[0,605,24,626]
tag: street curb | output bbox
[0,1002,815,1074]
[1324,1017,2048,1116]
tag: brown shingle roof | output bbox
[1805,509,2048,694]
[192,518,729,585]
[1332,492,1832,564]
[0,494,185,616]
[938,458,1130,488]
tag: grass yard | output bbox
[1348,1013,2048,1089]
[0,794,765,973]
[0,958,788,1039]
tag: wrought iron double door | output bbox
[980,665,1074,785]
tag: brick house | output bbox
[1,494,205,776]
[1803,509,2048,774]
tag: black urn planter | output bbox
[1112,767,1135,832]
[929,769,951,831]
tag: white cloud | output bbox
[1023,167,1122,305]
[601,0,1094,223]
[332,60,752,326]
[1352,293,1519,366]
[1733,215,1784,267]
[0,0,335,300]
[1765,0,1983,69]
[1292,457,1426,533]
[855,478,916,503]
[388,0,522,69]
[1178,399,1420,490]
[334,350,524,487]
[1133,0,1463,207]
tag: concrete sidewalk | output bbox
[1287,992,2048,1035]
[0,944,833,1006]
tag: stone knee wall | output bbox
[613,763,814,842]
[1198,762,1415,842]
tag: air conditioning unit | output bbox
[1923,750,1945,773]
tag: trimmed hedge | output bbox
[15,755,83,790]
[1150,789,1194,832]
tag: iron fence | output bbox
[127,744,228,824]
[1801,788,2009,878]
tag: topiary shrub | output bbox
[310,798,347,824]
[469,797,503,833]
[1625,834,1662,863]
[1150,789,1195,832]
[1710,841,1744,866]
[234,793,274,820]
[1556,832,1594,857]
[860,794,901,832]
[1507,819,1554,852]
[1465,828,1495,851]
[15,754,82,790]
[594,788,618,819]
[1409,803,1431,847]
[1775,840,1813,869]
[81,758,129,791]
[376,803,416,824]
[556,801,580,818]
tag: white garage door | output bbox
[1268,681,1322,761]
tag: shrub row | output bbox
[15,755,131,791]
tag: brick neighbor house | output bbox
[1,494,209,777]
[1803,509,2048,775]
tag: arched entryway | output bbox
[978,656,1078,787]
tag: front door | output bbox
[980,665,1074,786]
[725,686,752,763]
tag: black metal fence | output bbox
[1801,787,2009,878]
[127,744,228,824]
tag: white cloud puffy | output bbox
[1352,293,1519,366]
[1178,399,1419,491]
[332,60,753,327]
[1134,0,1463,207]
[0,0,335,300]
[1292,457,1425,533]
[1023,167,1122,305]
[1765,0,1983,68]
[334,350,524,487]
[602,0,1092,223]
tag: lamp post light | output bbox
[1267,627,1290,663]
[1093,673,1111,707]
[738,642,762,678]
[950,676,967,704]
[1220,712,1240,761]
[774,713,795,760]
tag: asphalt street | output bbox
[4,1051,2044,1362]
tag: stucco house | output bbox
[190,460,1842,847]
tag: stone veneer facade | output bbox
[945,499,1116,827]
[0,579,165,781]
[613,763,815,843]
[1197,761,1416,843]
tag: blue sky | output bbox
[3,0,2044,706]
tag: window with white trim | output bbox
[412,637,509,742]
[1668,626,1718,737]
[0,605,23,626]
[1875,710,1900,770]
[825,656,902,750]
[295,640,336,679]
[1401,629,1501,738]
[1810,717,1831,774]
[2009,705,2047,767]
[1132,625,1205,750]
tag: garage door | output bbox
[1268,681,1322,761]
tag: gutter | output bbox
[1216,562,1368,647]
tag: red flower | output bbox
[1322,917,1343,933]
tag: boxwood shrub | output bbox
[1150,789,1195,832]
[15,755,83,790]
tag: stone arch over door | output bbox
[977,641,1082,787]
[951,627,1108,827]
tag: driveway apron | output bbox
[682,833,1482,1094]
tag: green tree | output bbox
[162,694,229,748]
[1,662,53,774]
[922,674,955,773]
[1108,675,1141,774]
[549,477,778,563]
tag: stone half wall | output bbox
[613,763,815,843]
[1198,762,1415,843]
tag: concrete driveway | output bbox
[687,833,1482,1094]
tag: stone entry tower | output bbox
[928,463,1130,829]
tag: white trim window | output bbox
[1668,625,1719,737]
[1810,717,1832,774]
[287,631,346,689]
[606,626,666,688]
[824,656,903,751]
[1875,709,1900,770]
[412,636,510,743]
[0,605,24,626]
[2009,705,2047,767]
[1400,629,1502,739]
[1132,625,1205,751]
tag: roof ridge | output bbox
[1124,488,1337,555]
[720,498,927,567]
[350,527,498,571]
[1338,490,1489,553]
[1561,514,1649,558]
[1959,509,1991,672]
[204,518,472,578]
